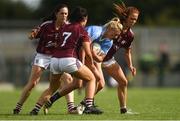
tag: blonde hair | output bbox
[104,17,123,31]
[111,17,120,23]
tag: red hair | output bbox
[113,3,140,21]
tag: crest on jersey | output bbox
[121,40,126,44]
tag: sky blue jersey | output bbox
[86,26,113,54]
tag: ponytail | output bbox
[113,3,140,22]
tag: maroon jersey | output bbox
[103,28,134,61]
[35,21,61,55]
[53,23,90,58]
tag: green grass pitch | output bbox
[0,88,180,120]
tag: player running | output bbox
[42,17,123,114]
[102,2,140,114]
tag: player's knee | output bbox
[66,77,73,83]
[63,76,73,84]
[90,75,96,83]
[99,81,105,90]
[119,80,128,87]
[30,81,38,89]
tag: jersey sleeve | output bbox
[85,26,103,42]
[35,21,53,38]
[80,28,91,43]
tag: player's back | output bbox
[53,23,89,58]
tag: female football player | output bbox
[102,3,140,114]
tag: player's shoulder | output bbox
[63,23,80,32]
[68,23,83,28]
[129,28,135,37]
[86,25,103,31]
[86,25,102,29]
[40,20,53,27]
[66,23,87,37]
[86,25,103,40]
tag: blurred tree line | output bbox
[0,0,180,26]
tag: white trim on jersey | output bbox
[40,20,53,27]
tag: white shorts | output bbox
[50,57,83,74]
[32,53,52,69]
[102,57,116,67]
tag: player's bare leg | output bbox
[13,65,44,114]
[103,62,128,113]
[29,73,61,115]
[44,65,103,114]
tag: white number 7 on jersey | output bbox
[60,32,72,47]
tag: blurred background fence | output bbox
[0,20,179,88]
[0,0,180,89]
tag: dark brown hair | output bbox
[42,4,68,22]
[69,6,88,23]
